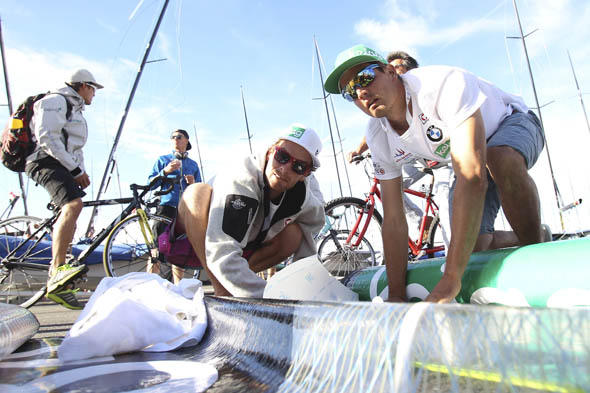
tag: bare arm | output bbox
[347,136,369,163]
[425,109,487,303]
[380,177,410,302]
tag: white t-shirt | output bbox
[366,65,528,180]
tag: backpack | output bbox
[1,92,72,172]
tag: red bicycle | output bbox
[318,154,445,276]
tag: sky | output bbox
[1,0,589,237]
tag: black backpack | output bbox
[1,92,72,172]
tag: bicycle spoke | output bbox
[0,216,49,307]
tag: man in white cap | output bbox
[173,124,325,297]
[25,69,103,309]
[325,44,547,303]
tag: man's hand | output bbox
[164,159,181,174]
[75,173,91,189]
[347,150,361,163]
[184,174,195,184]
[424,274,461,303]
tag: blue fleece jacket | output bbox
[148,152,202,207]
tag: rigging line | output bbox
[193,122,205,182]
[511,0,565,231]
[240,85,253,154]
[313,36,344,199]
[434,0,505,55]
[503,3,519,94]
[176,0,183,82]
[85,0,171,237]
[567,50,590,136]
[315,45,353,197]
[0,18,29,215]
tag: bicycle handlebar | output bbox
[351,153,371,164]
[131,176,179,196]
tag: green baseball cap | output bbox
[324,44,387,94]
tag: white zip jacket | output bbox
[26,85,88,176]
[205,153,325,298]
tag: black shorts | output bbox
[25,156,85,208]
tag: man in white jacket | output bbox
[25,69,102,309]
[175,124,325,297]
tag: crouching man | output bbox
[175,124,325,297]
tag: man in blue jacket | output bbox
[148,129,202,281]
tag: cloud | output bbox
[354,1,505,56]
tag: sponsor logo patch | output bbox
[231,198,247,210]
[419,113,429,124]
[434,140,451,159]
[426,125,443,142]
[289,126,305,139]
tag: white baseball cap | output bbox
[279,123,322,169]
[67,69,104,89]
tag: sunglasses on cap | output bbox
[273,146,312,175]
[341,63,381,102]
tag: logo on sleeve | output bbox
[223,194,258,242]
[419,113,429,124]
[231,198,247,210]
[434,140,451,159]
[393,148,411,163]
[426,125,443,142]
[373,162,385,175]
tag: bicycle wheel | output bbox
[0,216,50,308]
[318,229,377,276]
[423,215,439,249]
[103,213,172,277]
[323,197,384,269]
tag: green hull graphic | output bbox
[343,237,590,307]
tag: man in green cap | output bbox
[325,44,547,303]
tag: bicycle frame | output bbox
[1,179,167,271]
[346,169,445,258]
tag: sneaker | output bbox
[47,288,83,310]
[47,263,88,294]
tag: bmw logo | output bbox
[426,125,443,142]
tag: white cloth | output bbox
[263,255,359,302]
[58,273,208,362]
[366,65,528,180]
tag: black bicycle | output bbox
[0,176,176,308]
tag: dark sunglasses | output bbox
[341,63,381,102]
[273,146,312,175]
[171,135,185,140]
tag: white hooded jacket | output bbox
[205,153,325,298]
[26,85,88,176]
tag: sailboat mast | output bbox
[240,85,253,154]
[314,36,344,198]
[567,50,590,136]
[0,17,29,215]
[85,0,170,236]
[511,0,565,230]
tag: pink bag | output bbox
[157,219,201,268]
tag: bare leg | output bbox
[474,230,519,251]
[175,183,231,294]
[248,223,303,273]
[486,146,542,245]
[51,198,83,273]
[171,265,184,284]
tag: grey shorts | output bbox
[25,156,85,208]
[450,110,544,234]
